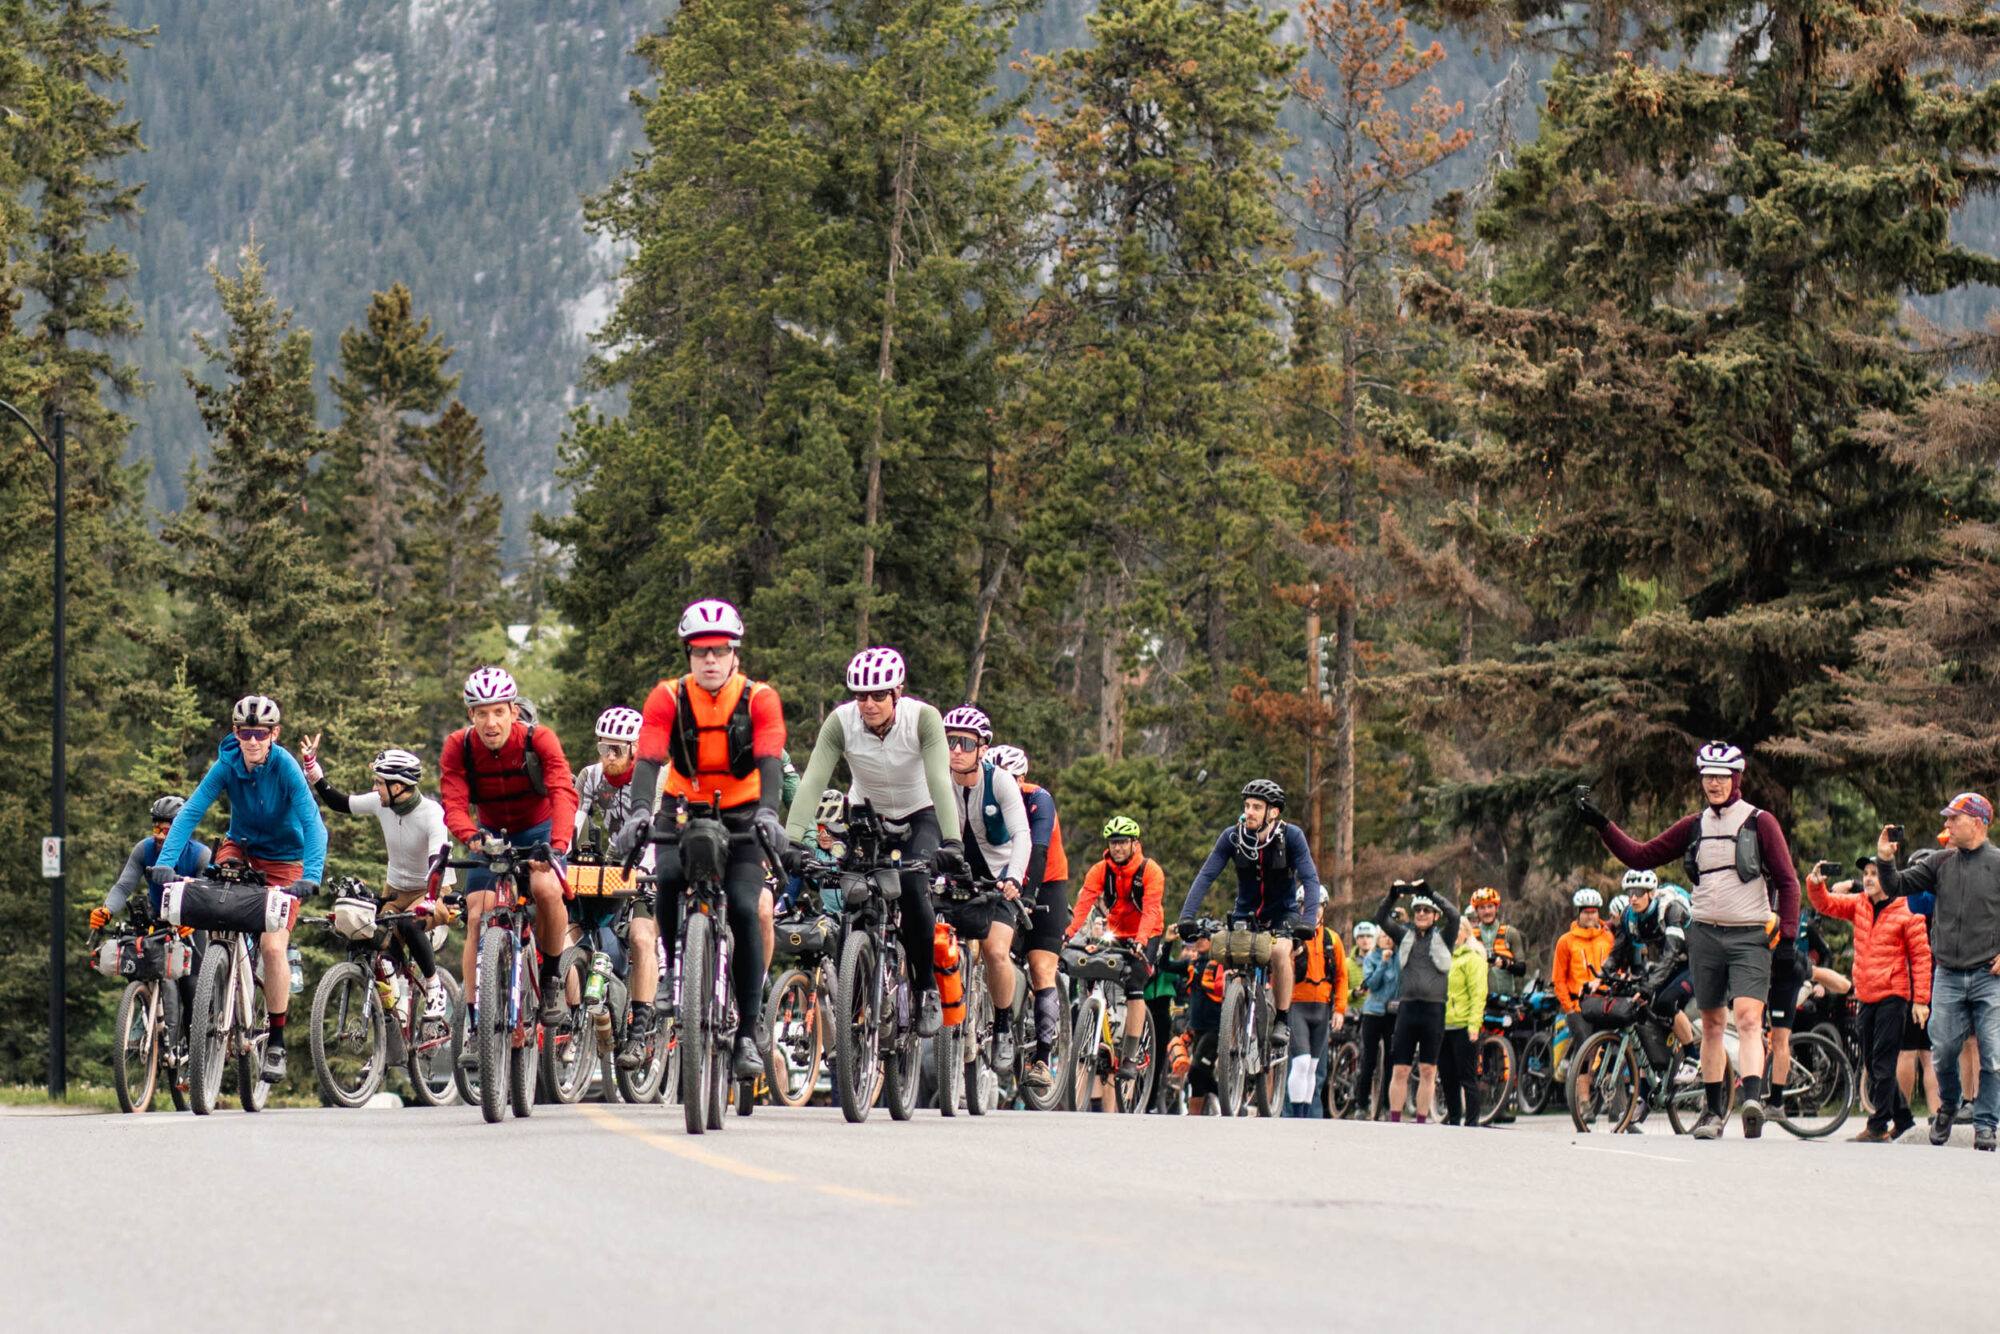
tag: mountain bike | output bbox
[298,881,461,1109]
[933,879,1033,1116]
[826,805,923,1124]
[1204,916,1289,1117]
[444,840,552,1124]
[1566,974,1678,1132]
[766,874,840,1107]
[1061,935,1157,1113]
[91,897,194,1114]
[1657,1013,1852,1137]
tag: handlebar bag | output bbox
[1578,993,1641,1029]
[680,818,731,884]
[161,879,299,935]
[1061,945,1131,984]
[331,897,380,941]
[774,915,835,959]
[95,932,192,981]
[1215,927,1275,969]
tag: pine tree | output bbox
[408,399,504,744]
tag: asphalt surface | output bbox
[5,1097,1998,1333]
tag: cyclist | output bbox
[151,695,327,1082]
[1176,779,1322,1061]
[1352,921,1396,1118]
[571,705,666,1070]
[786,646,959,1039]
[1604,869,1695,1049]
[1469,887,1528,1001]
[1286,899,1347,1117]
[624,600,788,1080]
[940,706,1031,1068]
[440,666,578,1036]
[299,742,455,1026]
[1578,740,1802,1139]
[1552,887,1614,1113]
[1376,880,1459,1123]
[989,744,1071,1091]
[95,796,213,1059]
[1067,814,1165,1107]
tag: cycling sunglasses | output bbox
[596,741,633,757]
[851,689,895,703]
[946,735,983,752]
[234,727,274,743]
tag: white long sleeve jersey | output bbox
[953,762,1031,885]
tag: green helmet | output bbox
[1103,815,1141,839]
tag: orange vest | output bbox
[1022,780,1069,882]
[1293,927,1344,1004]
[662,673,768,809]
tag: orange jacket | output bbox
[1292,927,1349,1012]
[1551,920,1613,1011]
[1067,845,1165,942]
[1808,881,1932,1005]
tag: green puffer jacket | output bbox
[1444,940,1489,1033]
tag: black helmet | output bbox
[150,795,185,823]
[1241,778,1286,809]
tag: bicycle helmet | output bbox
[814,788,847,828]
[988,744,1029,777]
[370,749,423,786]
[677,598,744,645]
[462,666,519,707]
[1695,740,1745,775]
[846,647,906,692]
[1572,887,1603,910]
[1621,868,1658,893]
[514,698,539,726]
[1103,815,1142,840]
[1354,920,1378,938]
[941,705,992,742]
[1470,887,1501,907]
[231,694,281,727]
[1608,893,1629,921]
[1241,778,1287,809]
[594,706,643,743]
[150,795,185,823]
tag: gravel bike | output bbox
[298,881,461,1109]
[184,860,282,1115]
[765,877,839,1108]
[933,879,1032,1116]
[827,805,923,1124]
[1205,916,1292,1117]
[544,863,669,1105]
[445,840,553,1124]
[91,896,194,1114]
[1061,935,1157,1113]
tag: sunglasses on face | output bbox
[687,645,734,662]
[852,690,894,704]
[234,728,273,743]
[596,742,632,758]
[946,735,982,752]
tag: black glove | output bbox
[148,864,175,888]
[934,840,968,877]
[1143,938,1162,968]
[610,812,651,864]
[1506,956,1529,977]
[1285,913,1313,941]
[780,846,804,877]
[1176,918,1201,942]
[293,879,321,900]
[752,807,787,861]
[1575,784,1609,831]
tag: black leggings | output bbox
[886,808,940,993]
[1439,1027,1480,1124]
[393,917,437,978]
[1355,1011,1394,1113]
[656,824,769,1031]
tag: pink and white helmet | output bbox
[463,666,519,707]
[846,647,906,693]
[941,705,993,742]
[595,706,643,743]
[677,598,745,645]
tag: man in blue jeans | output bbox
[1878,792,2000,1151]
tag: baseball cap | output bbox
[1940,792,1994,823]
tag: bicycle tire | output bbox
[833,931,878,1123]
[618,1005,671,1104]
[1567,1030,1623,1132]
[309,960,385,1109]
[508,1020,536,1119]
[1663,1041,1734,1133]
[935,1021,963,1115]
[476,928,511,1124]
[1775,1029,1852,1139]
[1476,1034,1514,1126]
[1117,1003,1157,1113]
[766,969,823,1109]
[882,955,921,1122]
[1070,995,1104,1111]
[113,981,160,1113]
[1326,1039,1360,1119]
[1516,1030,1554,1115]
[679,912,715,1133]
[452,999,481,1109]
[1250,989,1276,1117]
[237,978,272,1113]
[963,961,990,1117]
[187,946,231,1115]
[1215,981,1247,1117]
[1047,978,1082,1112]
[407,971,462,1107]
[540,946,594,1105]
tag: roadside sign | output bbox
[41,836,61,878]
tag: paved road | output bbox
[5,1099,1997,1333]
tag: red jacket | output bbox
[440,721,578,852]
[1067,846,1165,942]
[1807,881,1932,1005]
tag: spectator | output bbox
[1897,847,1962,1116]
[1878,794,2000,1149]
[1807,857,1930,1141]
[1351,922,1397,1118]
[1285,900,1346,1118]
[1439,914,1489,1126]
[1377,880,1459,1124]
[1181,936,1224,1115]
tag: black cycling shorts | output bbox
[1188,1030,1219,1097]
[1020,879,1069,954]
[1649,966,1693,1020]
[1766,947,1802,1030]
[1390,999,1446,1066]
[944,895,1012,943]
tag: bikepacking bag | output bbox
[679,818,732,884]
[565,858,638,898]
[933,923,966,1026]
[93,932,192,981]
[331,896,379,942]
[1213,926,1274,969]
[775,914,836,959]
[1061,944,1131,985]
[1578,993,1642,1029]
[160,878,300,935]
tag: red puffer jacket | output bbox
[1807,881,1931,1005]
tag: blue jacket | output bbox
[1360,948,1401,1015]
[1180,820,1323,921]
[156,735,327,883]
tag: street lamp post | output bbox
[2,400,66,1099]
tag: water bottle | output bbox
[287,944,305,996]
[373,954,397,1012]
[586,952,612,1005]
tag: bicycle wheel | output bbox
[187,946,231,1116]
[112,981,161,1113]
[1250,991,1277,1117]
[1071,995,1106,1111]
[1476,1034,1514,1126]
[162,981,191,1112]
[766,969,823,1109]
[1325,1039,1360,1119]
[1664,1042,1732,1133]
[680,912,714,1134]
[832,931,879,1123]
[882,959,921,1122]
[618,1004,671,1104]
[475,927,512,1124]
[407,971,461,1107]
[540,947,595,1105]
[1049,977,1083,1112]
[935,1021,963,1116]
[309,960,386,1109]
[1775,1029,1852,1138]
[1567,1030,1623,1132]
[237,979,272,1113]
[1214,981,1247,1117]
[1117,1003,1157,1113]
[963,964,991,1117]
[1516,1031,1553,1115]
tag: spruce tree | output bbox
[408,400,504,744]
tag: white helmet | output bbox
[941,705,992,742]
[462,666,519,707]
[1608,894,1630,920]
[988,744,1029,777]
[815,788,847,827]
[231,694,281,727]
[371,749,423,786]
[678,599,744,645]
[1573,887,1603,910]
[846,647,906,692]
[1695,740,1745,775]
[1621,868,1658,893]
[595,706,642,743]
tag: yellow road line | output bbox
[576,1103,912,1205]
